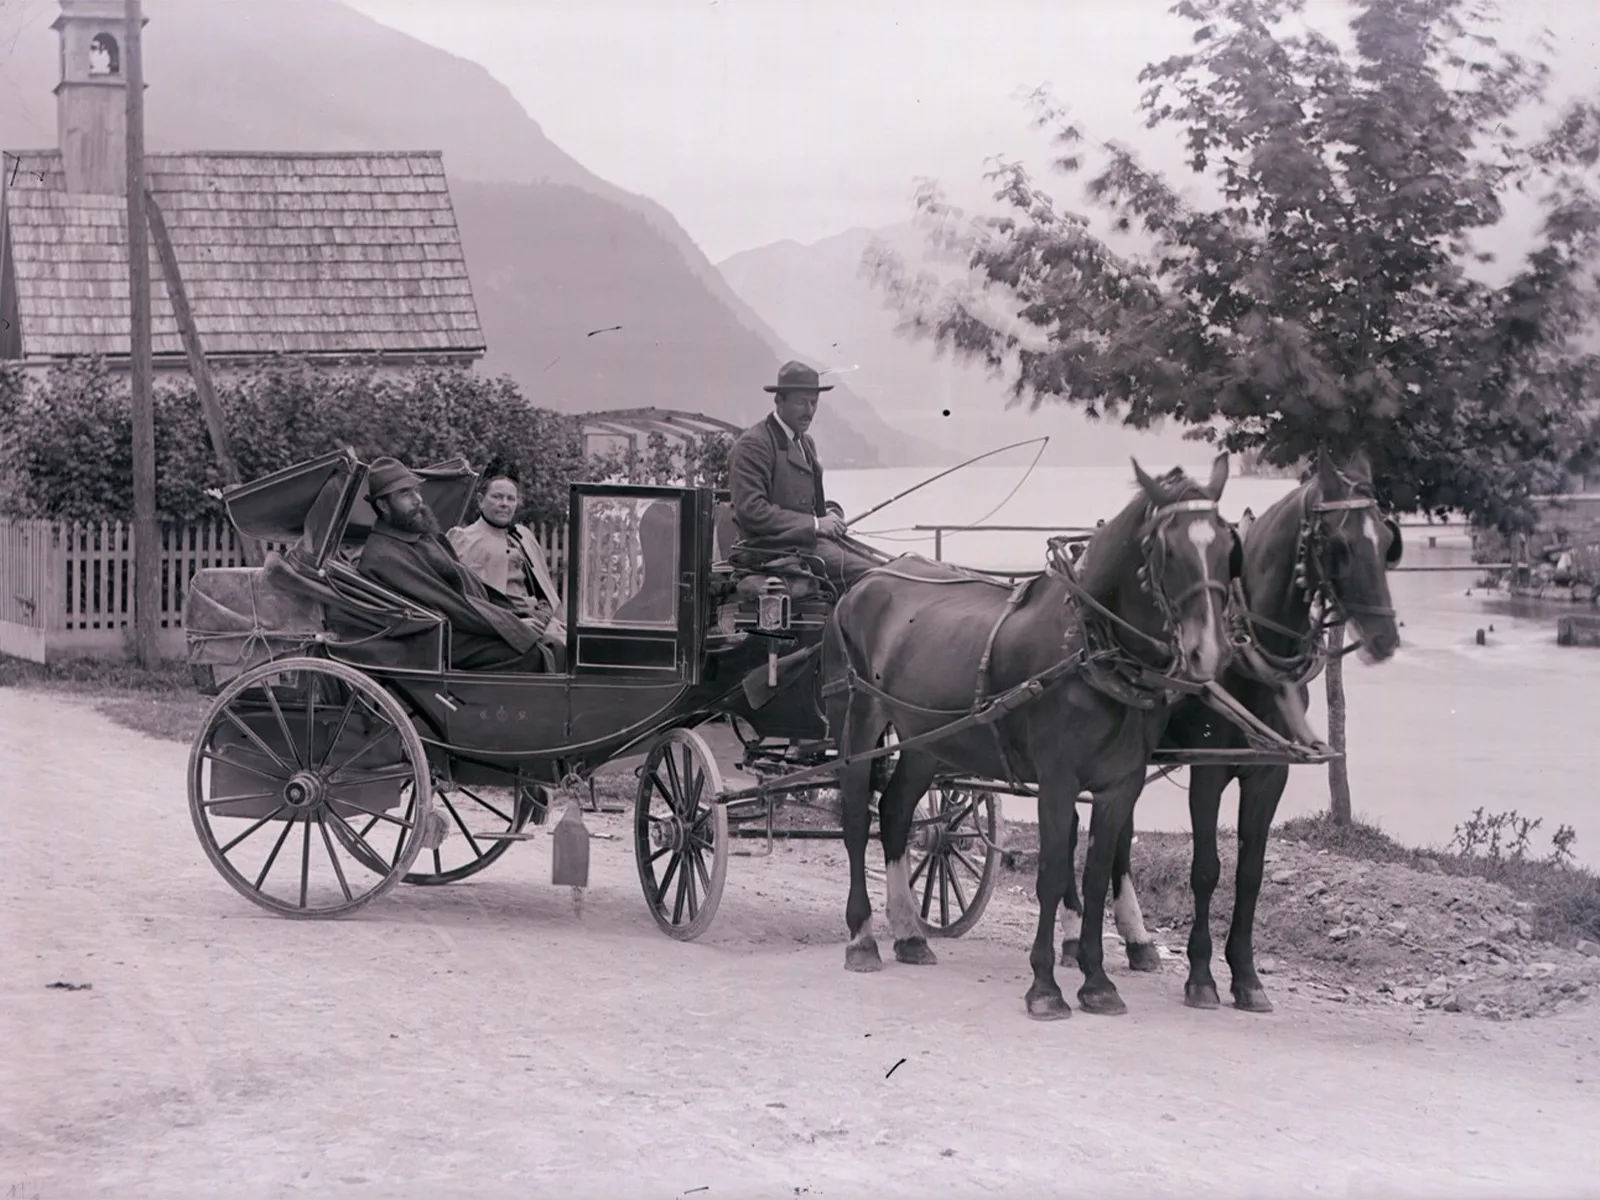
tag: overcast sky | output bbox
[347,0,1600,263]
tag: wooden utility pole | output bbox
[146,190,262,567]
[124,0,158,667]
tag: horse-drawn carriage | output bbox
[183,447,1399,1016]
[182,448,1016,936]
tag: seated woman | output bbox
[446,459,566,667]
[613,501,680,625]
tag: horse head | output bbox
[1075,452,1237,683]
[1307,448,1403,663]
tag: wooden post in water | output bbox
[1325,623,1352,825]
[145,189,262,567]
[124,0,159,667]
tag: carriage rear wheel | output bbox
[187,656,433,918]
[634,728,729,941]
[905,784,1003,939]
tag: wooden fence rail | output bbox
[0,518,567,664]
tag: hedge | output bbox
[0,357,730,528]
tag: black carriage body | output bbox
[186,451,830,786]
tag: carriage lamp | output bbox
[757,577,791,633]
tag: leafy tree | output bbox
[865,0,1600,532]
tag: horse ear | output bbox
[1229,525,1244,579]
[1316,446,1341,496]
[1205,451,1230,501]
[1348,446,1374,481]
[1130,457,1168,505]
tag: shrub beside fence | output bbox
[0,518,568,664]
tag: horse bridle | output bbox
[1050,496,1233,675]
[1238,483,1398,672]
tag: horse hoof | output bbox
[845,940,883,973]
[1058,939,1080,967]
[894,937,938,966]
[1025,989,1073,1021]
[1126,941,1163,973]
[1232,986,1275,1014]
[1077,986,1128,1016]
[1185,982,1222,1010]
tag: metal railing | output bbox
[906,521,1511,578]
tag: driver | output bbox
[357,456,562,672]
[728,359,883,594]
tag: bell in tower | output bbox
[52,0,147,195]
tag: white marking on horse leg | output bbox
[1113,874,1153,945]
[1060,907,1083,945]
[884,856,923,944]
[1186,520,1221,675]
[847,913,877,951]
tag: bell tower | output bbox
[52,0,147,195]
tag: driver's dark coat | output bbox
[357,520,538,666]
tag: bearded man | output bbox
[447,460,565,645]
[357,456,560,672]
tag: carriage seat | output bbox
[259,548,449,671]
[710,501,836,645]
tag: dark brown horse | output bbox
[820,455,1241,1019]
[1072,449,1404,1011]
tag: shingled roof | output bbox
[0,150,486,362]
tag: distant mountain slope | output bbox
[718,223,1201,469]
[0,0,927,465]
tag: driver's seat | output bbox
[711,501,837,605]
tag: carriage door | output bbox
[566,484,711,684]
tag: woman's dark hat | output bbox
[763,360,833,394]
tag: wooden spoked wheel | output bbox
[400,780,546,886]
[187,657,433,918]
[905,784,1003,938]
[634,728,729,941]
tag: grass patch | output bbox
[1,653,204,744]
[999,809,1600,949]
[0,654,195,694]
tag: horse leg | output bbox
[840,713,886,973]
[1076,777,1143,1016]
[1227,765,1288,1012]
[1025,777,1080,1020]
[1183,764,1228,1009]
[878,750,941,966]
[1058,802,1083,967]
[1110,815,1162,972]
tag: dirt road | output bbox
[3,687,1599,1199]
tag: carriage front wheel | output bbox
[905,784,1003,938]
[633,727,729,941]
[187,656,434,918]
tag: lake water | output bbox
[825,463,1600,867]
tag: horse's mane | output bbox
[1074,466,1211,599]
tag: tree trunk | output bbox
[1325,622,1352,825]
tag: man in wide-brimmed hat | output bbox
[357,455,561,672]
[727,360,883,593]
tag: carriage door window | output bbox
[577,495,681,629]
